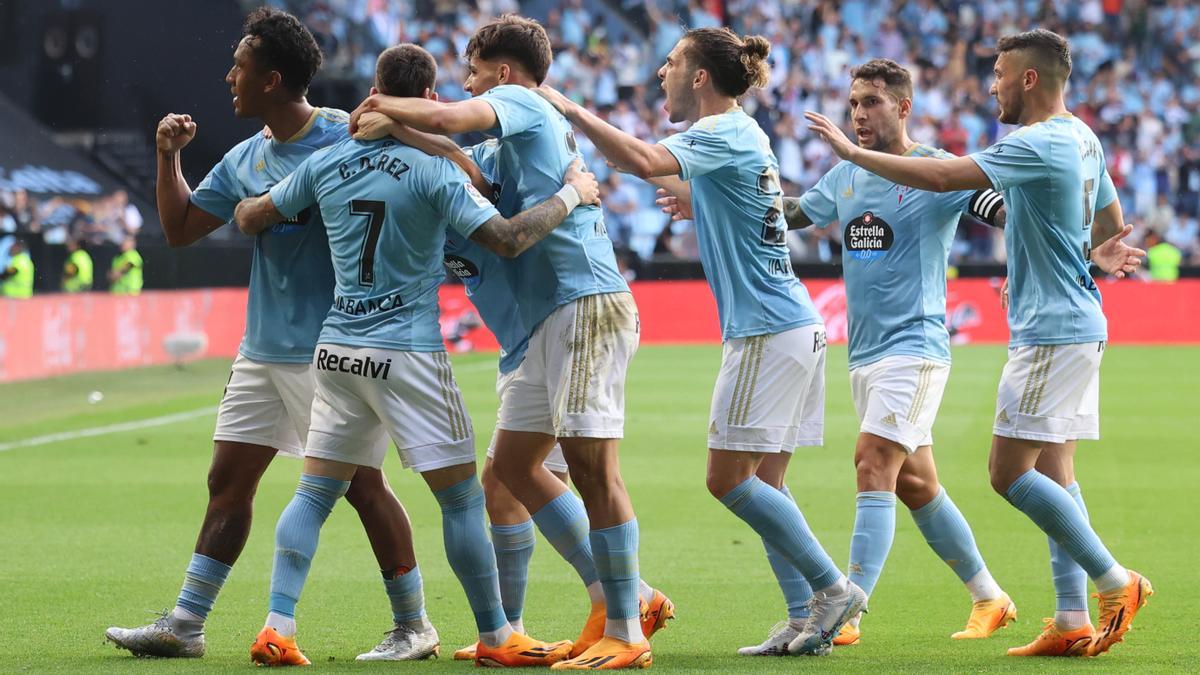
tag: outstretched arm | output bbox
[536,86,681,180]
[350,95,497,137]
[470,159,599,257]
[354,112,492,198]
[233,194,282,236]
[805,111,992,192]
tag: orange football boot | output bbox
[474,632,572,667]
[640,590,675,640]
[1088,570,1153,656]
[834,621,861,646]
[952,593,1018,639]
[551,637,651,670]
[249,626,311,667]
[1007,618,1093,657]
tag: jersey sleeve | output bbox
[423,157,500,238]
[1095,163,1117,210]
[478,86,543,139]
[268,156,318,220]
[658,124,732,180]
[797,165,842,228]
[189,151,241,222]
[467,140,500,185]
[968,132,1047,191]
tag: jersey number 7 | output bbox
[351,199,386,286]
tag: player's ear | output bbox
[897,97,912,120]
[692,68,706,90]
[427,88,439,102]
[263,69,283,95]
[369,86,379,96]
[1023,68,1038,91]
[498,63,510,84]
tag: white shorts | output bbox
[497,292,639,439]
[994,342,1103,444]
[212,354,314,458]
[487,368,568,473]
[306,345,474,472]
[709,324,827,453]
[851,355,951,453]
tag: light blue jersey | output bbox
[191,108,345,363]
[269,137,499,351]
[659,109,822,339]
[800,145,973,369]
[443,140,529,374]
[478,84,628,330]
[969,114,1114,347]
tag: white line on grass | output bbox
[0,406,219,452]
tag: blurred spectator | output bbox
[1145,230,1182,282]
[109,237,144,295]
[1,238,34,299]
[62,238,94,293]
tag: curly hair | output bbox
[243,7,323,97]
[682,28,770,98]
[465,14,552,85]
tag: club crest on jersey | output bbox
[443,254,479,279]
[844,211,893,261]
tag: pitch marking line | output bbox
[0,406,220,452]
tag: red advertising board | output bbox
[2,279,1197,382]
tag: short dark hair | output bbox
[375,44,437,98]
[243,7,323,97]
[681,28,770,98]
[849,58,913,101]
[996,28,1072,80]
[465,14,552,85]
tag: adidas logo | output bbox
[842,186,854,198]
[880,413,897,426]
[997,410,1010,423]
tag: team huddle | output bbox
[104,6,1151,669]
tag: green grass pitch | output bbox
[0,344,1195,672]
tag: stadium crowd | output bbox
[261,0,1200,273]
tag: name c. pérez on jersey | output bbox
[316,347,392,380]
[337,141,411,182]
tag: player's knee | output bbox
[206,467,256,507]
[854,443,900,492]
[344,475,386,512]
[896,473,938,509]
[988,467,1015,496]
[706,472,741,500]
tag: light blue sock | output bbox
[433,477,506,634]
[175,553,231,621]
[1049,482,1089,612]
[910,487,987,582]
[531,490,600,587]
[761,486,813,619]
[720,477,842,591]
[847,491,897,597]
[269,474,349,618]
[1006,469,1118,580]
[590,520,641,622]
[491,520,535,623]
[382,566,426,625]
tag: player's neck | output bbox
[884,129,915,157]
[695,95,738,121]
[1018,93,1068,126]
[262,100,316,143]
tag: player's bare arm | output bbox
[805,111,991,192]
[653,176,693,221]
[349,94,497,137]
[233,194,283,236]
[470,159,598,257]
[1091,199,1146,278]
[536,85,681,179]
[155,113,226,247]
[354,111,493,199]
[783,197,814,230]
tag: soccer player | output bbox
[661,57,1017,651]
[232,43,601,667]
[348,16,662,669]
[104,8,418,660]
[805,29,1150,657]
[536,28,865,657]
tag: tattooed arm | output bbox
[469,158,599,257]
[783,197,813,230]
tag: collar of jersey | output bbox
[277,107,321,144]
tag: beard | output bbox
[667,85,695,124]
[996,93,1021,125]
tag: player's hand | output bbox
[348,94,380,135]
[261,125,273,139]
[655,187,692,221]
[353,111,395,141]
[804,111,857,161]
[535,85,575,119]
[564,158,600,206]
[1000,277,1009,311]
[156,113,197,153]
[1091,223,1146,279]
